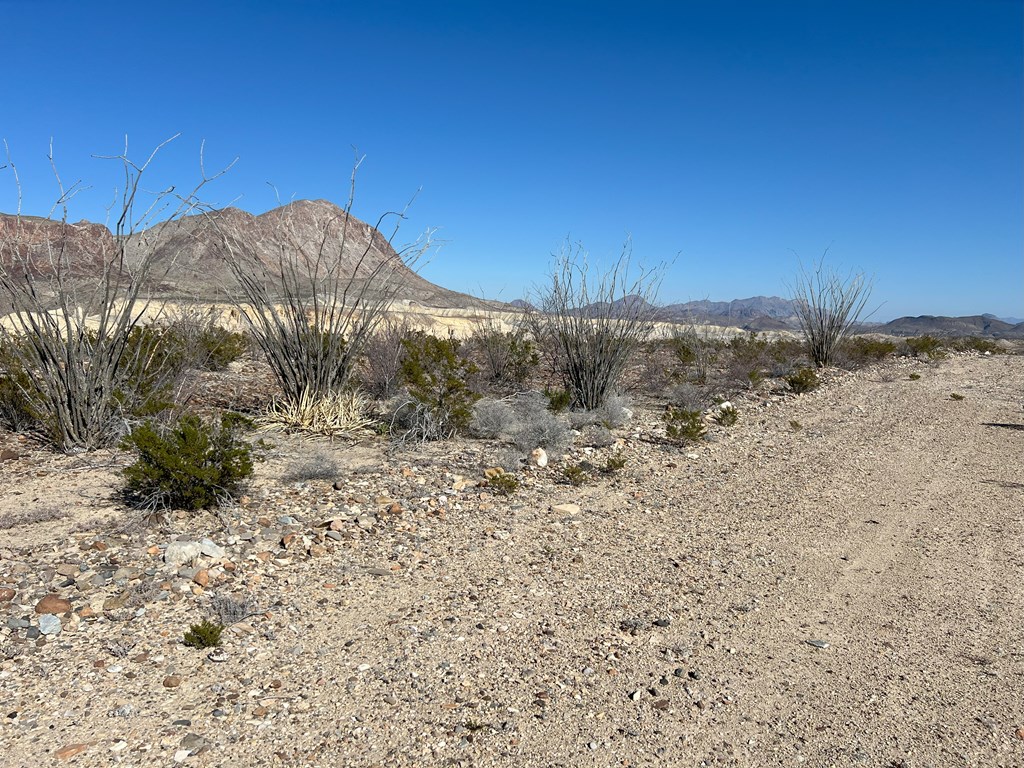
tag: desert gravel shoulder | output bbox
[0,353,1022,767]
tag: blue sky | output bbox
[1,0,1021,320]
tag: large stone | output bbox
[56,743,88,760]
[164,541,202,568]
[199,538,225,559]
[35,594,72,614]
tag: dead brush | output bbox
[258,388,374,437]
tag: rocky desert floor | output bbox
[0,352,1022,767]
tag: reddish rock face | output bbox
[0,214,117,279]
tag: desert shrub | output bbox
[543,387,572,413]
[667,382,714,411]
[789,419,803,431]
[791,258,874,367]
[281,449,340,483]
[259,388,373,437]
[601,453,627,474]
[948,337,1002,355]
[950,393,965,401]
[121,413,260,511]
[567,393,633,430]
[664,406,706,442]
[509,392,572,454]
[399,332,479,437]
[0,342,38,431]
[0,139,224,452]
[838,336,898,368]
[183,619,224,649]
[713,401,738,426]
[904,335,944,360]
[192,325,248,371]
[470,323,539,387]
[358,318,415,398]
[470,398,519,439]
[486,471,520,496]
[222,171,433,408]
[561,463,590,486]
[532,240,667,409]
[723,332,772,389]
[908,372,921,381]
[785,367,820,394]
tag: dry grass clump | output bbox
[259,389,374,437]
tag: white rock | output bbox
[530,448,549,468]
[38,614,62,635]
[199,538,225,559]
[164,541,202,568]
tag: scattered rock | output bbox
[38,614,62,635]
[163,675,183,689]
[164,541,202,568]
[805,639,831,650]
[552,503,580,515]
[56,743,88,760]
[529,448,548,468]
[34,594,71,614]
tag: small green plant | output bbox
[487,472,521,496]
[785,367,820,394]
[471,327,539,386]
[908,373,921,381]
[121,412,261,511]
[562,463,590,486]
[714,402,738,426]
[789,419,803,431]
[949,337,1002,355]
[600,453,627,474]
[664,406,706,443]
[543,387,572,413]
[183,619,224,648]
[950,393,965,401]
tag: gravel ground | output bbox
[0,352,1022,767]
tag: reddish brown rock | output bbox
[35,594,72,614]
[0,587,15,602]
[192,569,210,588]
[55,743,88,760]
[163,675,182,688]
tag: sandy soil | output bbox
[0,352,1021,767]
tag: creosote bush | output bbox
[904,336,944,360]
[785,367,820,394]
[486,472,520,496]
[469,321,539,387]
[183,619,224,649]
[121,413,260,511]
[397,332,479,439]
[714,402,738,426]
[664,406,706,443]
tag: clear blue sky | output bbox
[1,0,1021,320]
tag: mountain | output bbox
[880,314,1024,339]
[0,203,490,310]
[658,296,798,329]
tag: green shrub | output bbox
[487,471,521,496]
[789,419,802,431]
[562,463,590,486]
[785,367,820,394]
[0,343,39,432]
[908,373,921,381]
[950,393,965,401]
[664,406,706,443]
[121,413,260,511]
[194,326,248,370]
[471,327,539,386]
[397,332,480,439]
[714,402,738,426]
[600,453,627,474]
[543,387,572,413]
[839,336,897,368]
[905,335,945,359]
[183,619,224,648]
[948,337,1002,355]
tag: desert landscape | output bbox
[0,200,1022,767]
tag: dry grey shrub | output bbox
[0,506,65,530]
[281,449,340,483]
[566,393,633,430]
[470,391,572,456]
[668,382,714,411]
[210,594,265,625]
[384,391,451,444]
[359,316,417,398]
